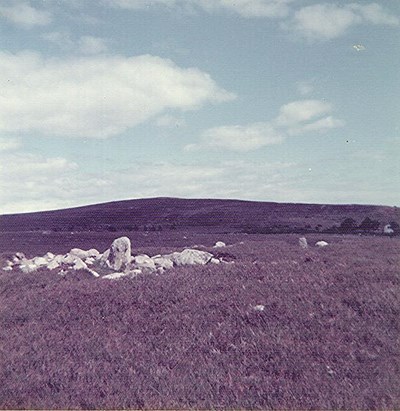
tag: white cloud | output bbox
[275,100,345,136]
[188,122,284,152]
[194,0,293,18]
[190,99,344,152]
[0,2,52,28]
[289,4,361,41]
[288,3,399,41]
[0,51,234,139]
[275,99,332,126]
[108,0,293,18]
[298,116,346,133]
[0,137,21,152]
[349,3,399,26]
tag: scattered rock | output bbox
[72,258,88,271]
[102,269,141,280]
[315,241,329,247]
[132,254,156,271]
[165,249,213,266]
[152,256,174,270]
[213,241,226,248]
[383,224,394,235]
[253,304,265,311]
[47,260,60,270]
[4,236,223,279]
[32,256,48,267]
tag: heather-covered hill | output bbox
[1,197,399,234]
[1,235,399,409]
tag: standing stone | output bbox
[299,237,308,249]
[107,237,132,271]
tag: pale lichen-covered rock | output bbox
[299,237,308,249]
[106,237,132,271]
[102,269,141,280]
[383,224,394,235]
[44,252,55,261]
[152,256,174,270]
[210,258,221,264]
[213,241,226,248]
[19,261,38,273]
[133,254,156,271]
[72,258,88,271]
[315,241,329,247]
[47,260,60,270]
[165,249,213,266]
[69,248,101,260]
[32,256,48,267]
[61,254,77,265]
[12,252,26,264]
[70,248,90,260]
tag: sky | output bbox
[0,0,399,214]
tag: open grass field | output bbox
[1,232,399,409]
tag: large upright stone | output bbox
[107,236,132,271]
[299,237,308,249]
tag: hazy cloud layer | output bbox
[288,3,399,41]
[0,51,234,138]
[0,1,52,28]
[188,99,344,152]
[0,137,21,152]
[109,0,293,18]
[0,149,293,213]
[42,32,109,55]
[109,1,399,40]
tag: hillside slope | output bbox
[1,197,399,233]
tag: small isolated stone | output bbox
[299,237,308,249]
[315,241,329,247]
[2,266,12,272]
[210,258,220,264]
[253,304,265,312]
[326,365,335,375]
[383,224,394,235]
[213,241,226,248]
[102,269,141,280]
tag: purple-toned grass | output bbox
[0,235,399,409]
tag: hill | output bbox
[1,197,399,234]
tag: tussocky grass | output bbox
[0,235,399,409]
